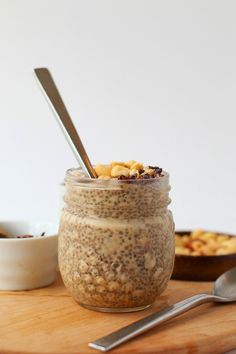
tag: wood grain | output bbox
[1,273,236,354]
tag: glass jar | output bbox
[58,168,175,312]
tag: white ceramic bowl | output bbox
[0,221,58,290]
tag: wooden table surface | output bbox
[1,272,236,354]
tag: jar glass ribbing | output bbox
[58,169,175,312]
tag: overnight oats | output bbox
[59,161,175,312]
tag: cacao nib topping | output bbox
[117,167,164,180]
[130,174,138,179]
[140,173,152,179]
[118,175,129,180]
[16,235,34,238]
[149,166,162,173]
[0,232,47,239]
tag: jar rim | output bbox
[65,168,169,187]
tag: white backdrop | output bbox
[0,0,236,233]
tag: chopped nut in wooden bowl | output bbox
[175,229,236,256]
[172,230,236,281]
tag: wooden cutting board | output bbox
[1,272,236,354]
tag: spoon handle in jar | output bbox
[89,293,216,352]
[34,68,97,178]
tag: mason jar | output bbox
[58,168,175,312]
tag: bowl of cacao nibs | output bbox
[0,221,58,290]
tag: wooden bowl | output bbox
[172,231,236,281]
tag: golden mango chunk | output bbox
[94,164,111,177]
[130,162,143,171]
[110,161,126,168]
[111,165,130,177]
[125,160,137,168]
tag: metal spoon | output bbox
[89,266,236,352]
[34,68,97,178]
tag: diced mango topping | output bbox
[94,161,163,180]
[111,165,130,177]
[94,164,111,177]
[130,162,143,171]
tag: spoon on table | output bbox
[34,68,97,178]
[89,266,236,352]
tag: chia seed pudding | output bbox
[59,166,175,312]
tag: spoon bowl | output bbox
[214,266,236,300]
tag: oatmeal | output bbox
[59,162,174,312]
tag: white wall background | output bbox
[0,0,236,233]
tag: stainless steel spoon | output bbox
[34,68,97,178]
[89,266,236,352]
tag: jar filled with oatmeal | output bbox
[59,165,175,312]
